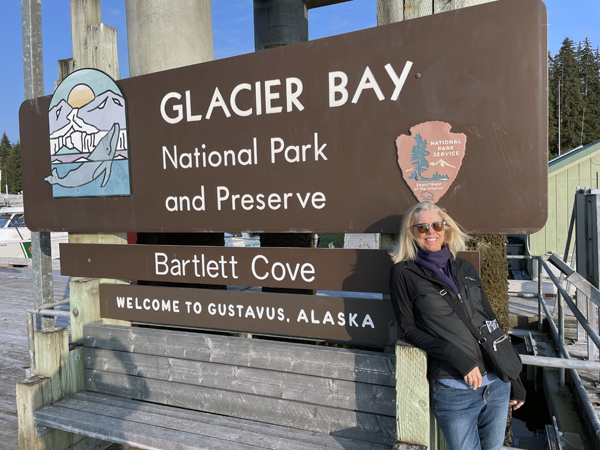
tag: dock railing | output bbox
[508,253,600,445]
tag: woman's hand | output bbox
[510,400,524,410]
[464,367,482,390]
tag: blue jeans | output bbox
[432,378,511,450]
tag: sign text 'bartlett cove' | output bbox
[20,0,548,234]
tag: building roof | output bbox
[549,139,600,174]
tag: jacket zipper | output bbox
[450,262,474,317]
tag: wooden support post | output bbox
[395,342,430,448]
[35,328,70,403]
[16,376,52,450]
[70,279,100,346]
[394,342,450,450]
[68,347,85,395]
[23,328,81,449]
[69,233,131,343]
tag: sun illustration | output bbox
[67,84,95,108]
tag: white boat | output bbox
[0,206,68,262]
[225,232,260,248]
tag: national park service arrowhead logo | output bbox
[396,121,467,203]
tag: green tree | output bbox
[409,134,429,180]
[0,133,12,189]
[548,52,560,159]
[4,143,22,194]
[553,38,584,156]
[577,39,600,146]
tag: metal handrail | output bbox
[542,259,600,349]
[508,253,600,444]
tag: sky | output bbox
[0,0,599,144]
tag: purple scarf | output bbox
[415,246,459,293]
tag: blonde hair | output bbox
[389,202,468,263]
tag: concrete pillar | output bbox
[70,0,101,69]
[254,0,308,50]
[21,0,44,99]
[64,0,119,80]
[22,0,54,329]
[126,1,223,254]
[378,0,434,23]
[87,23,119,79]
[126,0,214,77]
[377,0,404,25]
[253,0,312,293]
[378,0,497,24]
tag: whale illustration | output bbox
[44,123,120,189]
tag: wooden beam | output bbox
[67,233,131,334]
[70,279,101,346]
[34,328,70,401]
[84,348,395,415]
[395,342,430,448]
[31,327,82,448]
[83,323,396,385]
[16,375,52,450]
[68,347,85,396]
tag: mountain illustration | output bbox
[78,90,127,130]
[429,159,456,169]
[48,99,74,134]
[50,109,100,140]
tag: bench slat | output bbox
[83,323,395,386]
[84,347,395,416]
[35,392,391,450]
[84,369,396,445]
[35,404,265,450]
[71,392,391,449]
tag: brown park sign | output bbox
[98,283,398,346]
[60,244,480,293]
[20,0,548,234]
[64,245,477,345]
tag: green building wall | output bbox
[530,139,600,257]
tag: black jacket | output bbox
[390,257,526,401]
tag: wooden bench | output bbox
[33,322,397,450]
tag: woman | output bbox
[389,201,525,450]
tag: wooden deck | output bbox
[0,265,69,450]
[508,279,576,319]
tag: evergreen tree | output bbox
[548,52,559,159]
[5,143,22,194]
[409,134,429,180]
[0,133,12,188]
[554,38,584,155]
[577,39,600,146]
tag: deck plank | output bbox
[0,266,68,450]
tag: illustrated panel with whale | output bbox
[45,68,131,198]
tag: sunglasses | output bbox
[413,222,446,234]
